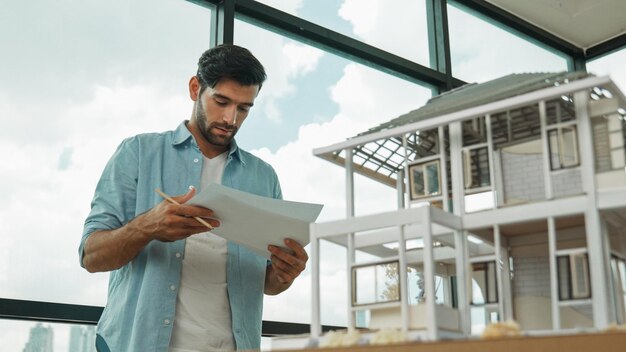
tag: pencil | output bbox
[155,188,214,230]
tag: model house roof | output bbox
[358,71,590,137]
[314,72,626,190]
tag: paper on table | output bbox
[187,183,324,259]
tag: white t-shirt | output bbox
[169,152,235,352]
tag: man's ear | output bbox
[189,76,201,101]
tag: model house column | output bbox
[575,89,612,328]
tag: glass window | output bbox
[463,117,488,147]
[447,1,567,83]
[0,0,212,306]
[470,304,499,335]
[471,261,498,305]
[557,253,591,300]
[234,18,431,326]
[546,98,576,125]
[548,126,580,170]
[0,319,96,352]
[254,0,430,65]
[409,160,442,199]
[352,262,400,306]
[463,147,491,190]
[618,259,626,318]
[587,47,626,94]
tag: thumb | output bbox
[173,186,197,204]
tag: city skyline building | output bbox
[22,323,53,352]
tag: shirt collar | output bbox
[172,121,194,146]
[172,120,245,165]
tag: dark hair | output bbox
[196,44,267,95]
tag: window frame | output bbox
[547,124,580,171]
[408,159,443,200]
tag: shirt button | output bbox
[170,285,176,291]
[164,319,171,325]
[175,252,181,258]
[193,158,199,163]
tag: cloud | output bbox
[339,0,430,65]
[236,21,324,124]
[250,59,431,325]
[338,0,379,36]
[0,0,210,104]
[283,42,324,78]
[587,49,626,93]
[0,79,189,306]
[446,4,568,82]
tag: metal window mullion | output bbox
[426,0,453,92]
[210,0,235,46]
[567,55,587,73]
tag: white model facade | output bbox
[309,72,626,340]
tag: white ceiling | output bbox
[487,0,626,49]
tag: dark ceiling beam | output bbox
[586,32,626,61]
[451,0,584,60]
[186,0,466,89]
[235,0,466,89]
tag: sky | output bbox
[1,0,626,350]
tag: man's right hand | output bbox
[82,187,219,273]
[132,187,220,243]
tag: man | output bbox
[79,44,308,352]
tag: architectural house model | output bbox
[307,72,626,341]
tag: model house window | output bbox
[471,261,498,305]
[463,147,491,190]
[548,126,580,170]
[352,261,400,306]
[557,253,591,300]
[610,256,626,316]
[408,160,441,199]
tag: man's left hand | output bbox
[265,238,308,295]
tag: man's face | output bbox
[193,78,259,147]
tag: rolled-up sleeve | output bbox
[79,137,139,267]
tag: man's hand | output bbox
[82,187,219,273]
[133,187,220,242]
[264,238,308,295]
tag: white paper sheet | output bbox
[187,183,324,259]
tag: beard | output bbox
[194,101,239,147]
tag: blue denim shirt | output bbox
[79,121,282,351]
